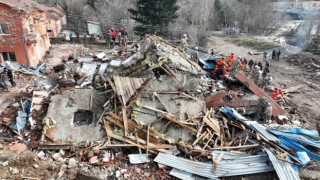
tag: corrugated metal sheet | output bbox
[280,128,319,138]
[220,107,279,142]
[169,169,195,180]
[128,154,149,164]
[154,153,274,179]
[278,136,320,162]
[211,151,250,160]
[264,147,300,180]
[269,129,320,148]
[250,123,279,142]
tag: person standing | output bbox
[4,68,16,87]
[69,33,73,42]
[277,49,281,61]
[121,27,129,51]
[248,59,254,71]
[180,34,188,51]
[111,28,117,47]
[272,49,276,60]
[210,49,215,56]
[263,51,267,61]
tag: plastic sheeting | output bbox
[16,111,28,131]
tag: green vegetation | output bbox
[128,0,179,36]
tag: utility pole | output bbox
[295,0,298,9]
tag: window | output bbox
[0,24,9,34]
[2,52,17,62]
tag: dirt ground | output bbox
[207,32,320,131]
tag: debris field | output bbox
[0,35,319,180]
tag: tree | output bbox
[128,0,179,36]
[214,0,235,30]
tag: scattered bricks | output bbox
[89,156,99,164]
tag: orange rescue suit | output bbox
[227,54,235,68]
[272,89,284,100]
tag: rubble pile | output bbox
[0,35,319,179]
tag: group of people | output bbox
[0,67,16,91]
[108,27,129,50]
[210,53,247,80]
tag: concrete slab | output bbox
[46,89,106,143]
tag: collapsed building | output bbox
[0,35,319,179]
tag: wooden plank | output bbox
[213,151,224,174]
[135,132,142,154]
[192,132,207,146]
[203,112,221,136]
[122,105,129,135]
[105,76,117,94]
[162,114,198,134]
[210,144,259,150]
[104,121,112,144]
[107,133,157,154]
[146,125,150,162]
[127,78,155,107]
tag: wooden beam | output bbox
[146,125,150,162]
[122,105,129,135]
[213,151,224,174]
[104,121,112,144]
[162,114,197,134]
[210,144,259,150]
[135,132,142,154]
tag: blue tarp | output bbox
[198,58,215,70]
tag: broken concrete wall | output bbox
[46,89,106,143]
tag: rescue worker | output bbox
[250,65,262,85]
[181,34,188,51]
[256,97,272,123]
[272,88,284,100]
[277,49,281,61]
[210,49,215,56]
[190,51,199,63]
[263,51,267,61]
[121,27,129,50]
[211,57,226,80]
[227,53,235,68]
[262,76,272,91]
[248,59,254,71]
[228,56,241,77]
[4,68,16,87]
[257,61,263,71]
[239,58,246,71]
[265,61,270,69]
[272,49,276,60]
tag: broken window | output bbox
[73,110,93,127]
[2,52,16,62]
[0,24,9,34]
